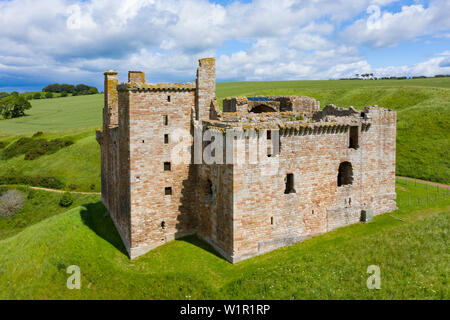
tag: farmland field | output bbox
[0,77,449,187]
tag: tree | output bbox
[0,95,32,119]
[87,87,98,95]
[60,84,75,93]
[42,83,62,93]
[75,84,90,94]
[33,92,41,99]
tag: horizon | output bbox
[1,0,449,92]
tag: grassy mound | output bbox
[0,186,99,240]
[0,181,448,299]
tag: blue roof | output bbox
[247,96,271,102]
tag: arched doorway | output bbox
[337,162,353,186]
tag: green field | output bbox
[0,77,449,188]
[0,180,448,299]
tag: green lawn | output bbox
[0,180,448,299]
[0,77,448,189]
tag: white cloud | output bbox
[0,0,448,91]
[341,0,450,47]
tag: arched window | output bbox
[249,104,276,113]
[338,162,353,186]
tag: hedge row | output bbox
[0,175,65,190]
[1,137,74,160]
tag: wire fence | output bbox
[395,177,450,210]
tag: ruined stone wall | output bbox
[195,162,235,260]
[196,58,215,121]
[124,88,197,258]
[230,109,396,262]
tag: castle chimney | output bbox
[128,71,146,84]
[196,58,216,121]
[104,70,118,128]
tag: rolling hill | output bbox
[0,77,449,189]
[0,180,448,299]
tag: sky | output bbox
[0,0,449,92]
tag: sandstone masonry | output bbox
[96,58,397,263]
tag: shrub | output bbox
[60,92,68,97]
[0,141,7,149]
[89,184,96,191]
[1,136,74,160]
[0,175,65,190]
[33,93,41,99]
[33,131,43,137]
[0,190,25,218]
[44,92,54,99]
[59,192,74,208]
[296,115,304,121]
[68,184,78,191]
[27,189,37,200]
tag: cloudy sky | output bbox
[0,0,449,92]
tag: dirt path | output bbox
[3,176,449,194]
[0,185,100,195]
[396,176,450,190]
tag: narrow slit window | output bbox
[165,187,172,195]
[267,130,272,140]
[164,162,171,171]
[270,217,274,225]
[284,173,296,194]
[167,95,171,102]
[164,134,169,144]
[163,115,168,126]
[349,126,359,149]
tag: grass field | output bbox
[0,180,448,299]
[0,77,449,188]
[0,185,99,240]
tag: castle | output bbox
[96,58,397,263]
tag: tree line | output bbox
[339,74,450,80]
[42,83,98,96]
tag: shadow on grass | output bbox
[78,201,226,261]
[79,201,128,257]
[177,235,226,261]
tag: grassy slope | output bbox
[0,181,448,299]
[0,78,448,188]
[0,94,103,134]
[0,130,101,192]
[0,186,100,240]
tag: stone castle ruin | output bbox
[96,58,397,262]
